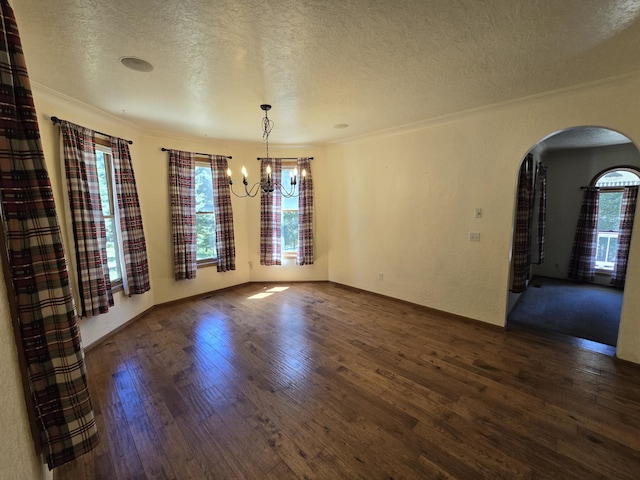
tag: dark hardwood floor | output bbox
[54,282,640,479]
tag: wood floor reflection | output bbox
[54,282,640,479]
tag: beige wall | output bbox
[327,74,640,364]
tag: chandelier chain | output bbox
[262,111,274,159]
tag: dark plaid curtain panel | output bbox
[535,162,547,264]
[0,0,98,469]
[511,154,534,293]
[260,158,282,265]
[211,155,236,272]
[61,121,114,316]
[297,157,314,266]
[568,186,599,282]
[168,149,197,279]
[111,137,151,293]
[611,186,638,288]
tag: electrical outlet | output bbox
[378,272,384,281]
[469,232,480,242]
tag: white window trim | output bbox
[96,144,126,291]
[195,160,218,266]
[281,161,299,258]
[592,167,640,275]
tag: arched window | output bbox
[591,168,640,271]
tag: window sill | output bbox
[197,259,218,269]
[595,269,613,276]
[283,251,297,260]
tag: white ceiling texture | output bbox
[12,0,640,146]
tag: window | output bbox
[594,168,640,272]
[95,145,122,283]
[281,163,299,255]
[195,162,217,262]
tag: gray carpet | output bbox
[507,276,623,346]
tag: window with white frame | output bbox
[95,144,123,283]
[593,168,640,272]
[281,162,299,255]
[195,162,217,262]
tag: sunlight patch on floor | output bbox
[248,285,290,299]
[266,286,289,293]
[248,292,274,300]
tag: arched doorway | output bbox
[506,126,640,351]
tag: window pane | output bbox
[104,217,121,281]
[95,151,112,215]
[607,237,618,263]
[282,210,298,252]
[195,165,214,213]
[597,191,623,232]
[196,213,217,260]
[597,236,608,262]
[281,165,299,253]
[281,169,298,210]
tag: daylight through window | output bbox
[95,146,122,282]
[195,162,217,261]
[594,168,640,271]
[281,163,299,254]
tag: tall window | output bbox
[281,163,299,255]
[195,162,217,262]
[95,144,122,283]
[594,168,640,271]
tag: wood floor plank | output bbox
[54,282,640,479]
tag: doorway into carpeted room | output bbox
[507,276,623,347]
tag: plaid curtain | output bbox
[260,158,282,265]
[61,121,114,316]
[0,0,98,469]
[535,162,547,264]
[168,150,196,280]
[511,155,534,293]
[211,155,236,272]
[111,137,150,294]
[611,186,638,288]
[568,187,599,282]
[297,157,314,265]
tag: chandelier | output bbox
[228,104,305,198]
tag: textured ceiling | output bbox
[12,0,640,144]
[539,127,632,151]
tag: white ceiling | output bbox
[12,0,640,145]
[539,126,632,151]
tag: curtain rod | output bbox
[50,116,133,145]
[161,147,231,159]
[257,157,314,160]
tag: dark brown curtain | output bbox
[168,150,197,280]
[297,157,314,265]
[260,158,282,265]
[568,187,599,282]
[511,154,534,292]
[0,1,98,468]
[611,186,638,288]
[534,162,547,264]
